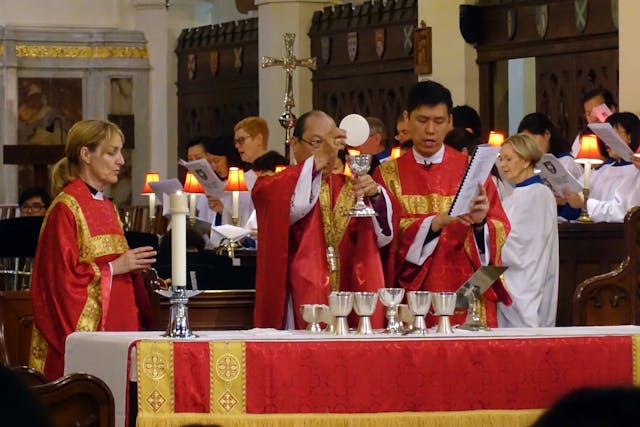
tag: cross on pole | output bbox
[261,33,316,161]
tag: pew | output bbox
[573,206,640,326]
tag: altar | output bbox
[64,326,640,427]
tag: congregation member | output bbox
[29,120,156,380]
[252,150,288,175]
[234,116,269,190]
[497,134,559,327]
[18,187,51,217]
[444,127,480,156]
[252,110,393,330]
[359,116,391,163]
[572,88,618,156]
[185,136,212,223]
[373,80,511,328]
[517,112,583,221]
[394,112,412,152]
[452,104,482,139]
[564,112,640,223]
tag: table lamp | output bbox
[141,171,160,221]
[488,131,504,147]
[390,146,402,159]
[183,171,204,226]
[574,134,604,223]
[224,167,248,226]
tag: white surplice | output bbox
[498,177,559,328]
[587,160,640,223]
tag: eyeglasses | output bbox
[300,137,324,149]
[20,203,46,212]
[234,136,250,146]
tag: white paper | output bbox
[591,103,613,123]
[179,158,225,198]
[588,122,635,162]
[449,144,500,217]
[211,224,252,242]
[536,154,583,195]
[149,178,183,199]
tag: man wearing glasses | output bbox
[19,187,51,217]
[252,110,394,330]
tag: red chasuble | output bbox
[373,147,511,327]
[29,178,142,380]
[252,167,385,329]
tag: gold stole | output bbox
[319,177,355,292]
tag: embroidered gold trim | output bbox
[28,325,47,373]
[319,178,355,292]
[211,341,246,414]
[138,341,174,414]
[490,218,507,263]
[0,45,4,56]
[15,45,148,59]
[633,336,640,385]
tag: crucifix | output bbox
[261,33,316,162]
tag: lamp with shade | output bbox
[224,167,248,226]
[487,131,505,147]
[574,134,604,223]
[183,171,205,225]
[390,146,402,159]
[141,171,160,221]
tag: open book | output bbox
[448,144,500,217]
[179,158,225,198]
[588,122,635,162]
[536,154,582,195]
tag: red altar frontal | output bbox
[64,327,640,427]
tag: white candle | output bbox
[583,162,592,190]
[169,192,189,289]
[148,193,156,219]
[232,190,239,224]
[189,193,197,219]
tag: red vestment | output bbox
[252,166,385,329]
[29,178,142,380]
[373,147,511,327]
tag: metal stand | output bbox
[458,286,490,331]
[156,288,202,338]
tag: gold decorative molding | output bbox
[0,45,4,56]
[15,45,148,59]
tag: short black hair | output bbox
[444,127,480,153]
[186,136,206,150]
[253,150,288,173]
[292,111,316,140]
[407,80,453,115]
[517,112,571,155]
[204,135,243,168]
[452,105,481,138]
[583,88,617,109]
[606,111,640,153]
[19,187,51,208]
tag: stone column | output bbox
[255,0,329,153]
[419,0,479,109]
[619,1,640,112]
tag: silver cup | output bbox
[300,304,326,333]
[353,291,379,335]
[431,292,457,334]
[328,291,353,335]
[347,154,377,217]
[319,304,334,333]
[377,288,405,334]
[406,291,432,335]
[398,304,414,332]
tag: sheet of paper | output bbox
[591,103,613,123]
[211,224,252,242]
[588,122,635,162]
[179,158,225,198]
[149,178,183,199]
[449,144,500,217]
[536,154,583,195]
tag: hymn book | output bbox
[448,144,500,217]
[587,122,635,162]
[536,154,582,195]
[179,158,225,198]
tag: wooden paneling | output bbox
[309,1,417,136]
[0,291,34,366]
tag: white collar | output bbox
[412,144,445,165]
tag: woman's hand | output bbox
[207,196,224,213]
[111,246,157,275]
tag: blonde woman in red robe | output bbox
[252,111,393,330]
[373,81,511,327]
[29,120,156,380]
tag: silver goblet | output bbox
[397,304,414,333]
[377,288,405,334]
[319,304,335,333]
[406,291,432,335]
[300,304,326,333]
[347,154,377,217]
[431,292,457,334]
[353,292,379,335]
[328,292,353,335]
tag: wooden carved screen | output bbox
[309,0,417,138]
[175,19,259,161]
[475,0,618,139]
